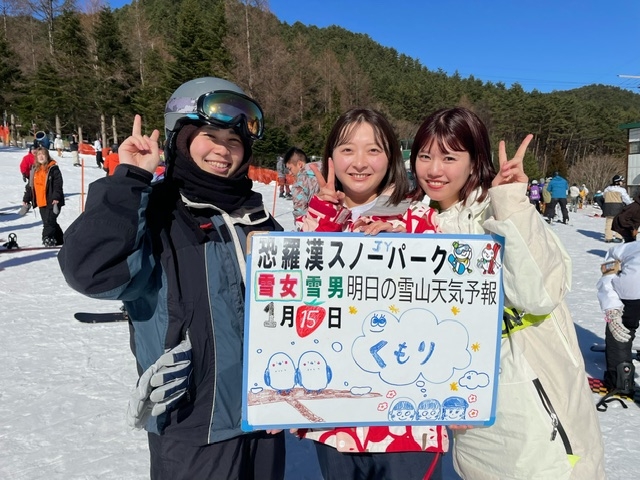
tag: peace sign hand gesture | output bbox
[309,158,345,205]
[119,114,161,175]
[492,134,533,188]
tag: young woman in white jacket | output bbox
[408,107,605,479]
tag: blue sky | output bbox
[108,0,640,93]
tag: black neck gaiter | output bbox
[170,124,263,213]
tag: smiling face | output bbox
[331,122,389,208]
[414,139,472,210]
[188,125,244,177]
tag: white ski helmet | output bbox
[164,77,264,163]
[165,78,262,136]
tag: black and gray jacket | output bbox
[59,164,281,446]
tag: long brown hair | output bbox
[409,107,495,206]
[34,147,52,171]
[322,108,408,206]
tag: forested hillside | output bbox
[1,0,638,186]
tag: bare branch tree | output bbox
[27,0,67,54]
[568,154,625,194]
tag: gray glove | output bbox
[606,308,630,343]
[127,331,192,429]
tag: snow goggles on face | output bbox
[196,90,264,140]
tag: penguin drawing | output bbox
[296,351,332,393]
[264,352,297,394]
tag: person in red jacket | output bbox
[18,146,37,215]
[20,146,36,181]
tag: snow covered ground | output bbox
[0,145,638,479]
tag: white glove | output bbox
[606,309,631,343]
[127,331,192,429]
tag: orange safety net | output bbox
[248,166,294,185]
[78,143,96,155]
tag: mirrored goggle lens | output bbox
[198,91,264,139]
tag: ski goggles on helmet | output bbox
[196,90,264,140]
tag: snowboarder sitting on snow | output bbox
[58,77,285,480]
[596,229,640,405]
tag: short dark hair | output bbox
[322,108,408,206]
[284,147,307,165]
[409,107,495,206]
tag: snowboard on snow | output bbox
[0,232,61,253]
[74,312,128,323]
[587,376,640,410]
[0,245,61,253]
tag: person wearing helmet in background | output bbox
[58,77,285,480]
[593,190,604,210]
[579,183,589,208]
[54,134,64,157]
[527,179,542,213]
[602,174,632,243]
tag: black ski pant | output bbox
[545,197,569,223]
[39,206,64,245]
[605,298,640,389]
[95,150,103,168]
[314,441,442,480]
[148,431,285,480]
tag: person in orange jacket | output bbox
[102,144,120,176]
[22,147,65,246]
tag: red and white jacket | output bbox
[296,192,448,454]
[295,194,439,234]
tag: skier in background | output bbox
[528,179,541,213]
[544,171,569,224]
[602,174,632,243]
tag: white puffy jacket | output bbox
[597,240,640,311]
[436,183,605,480]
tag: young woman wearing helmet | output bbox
[59,78,285,480]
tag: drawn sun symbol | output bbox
[451,306,461,316]
[389,305,400,314]
[450,382,459,391]
[348,306,358,314]
[471,342,480,352]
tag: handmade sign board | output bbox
[242,232,504,430]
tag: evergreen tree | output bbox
[131,47,168,136]
[0,33,22,115]
[547,144,568,178]
[53,7,92,133]
[252,123,289,168]
[1,0,639,173]
[22,60,62,132]
[165,0,231,91]
[91,6,136,121]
